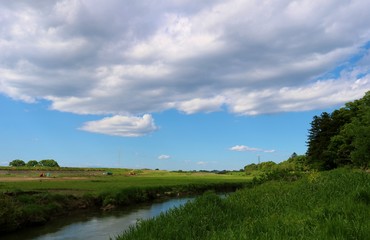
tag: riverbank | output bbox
[0,182,245,233]
[117,168,370,240]
[2,196,197,240]
[0,169,250,234]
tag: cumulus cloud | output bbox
[79,114,157,137]
[1,0,370,136]
[158,154,171,160]
[230,145,275,153]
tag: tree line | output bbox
[9,159,60,168]
[244,153,308,174]
[306,91,370,170]
[244,91,370,172]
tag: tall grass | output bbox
[116,169,370,240]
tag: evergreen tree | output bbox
[306,112,337,170]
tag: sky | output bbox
[1,0,370,170]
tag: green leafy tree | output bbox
[9,159,26,167]
[26,160,39,167]
[324,108,353,167]
[244,163,258,174]
[286,154,308,171]
[306,91,370,170]
[327,92,370,169]
[259,161,277,171]
[38,159,59,167]
[327,129,353,167]
[346,106,370,169]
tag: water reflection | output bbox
[2,197,192,240]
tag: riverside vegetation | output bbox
[117,168,370,240]
[0,168,249,234]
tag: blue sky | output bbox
[0,94,335,170]
[1,0,370,170]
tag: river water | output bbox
[2,197,193,240]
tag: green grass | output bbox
[0,169,251,233]
[0,170,251,195]
[116,168,370,240]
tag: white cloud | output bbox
[196,161,207,165]
[264,150,276,153]
[229,145,261,152]
[1,0,370,136]
[79,114,157,137]
[226,76,370,115]
[230,145,275,153]
[158,154,171,160]
[175,96,225,114]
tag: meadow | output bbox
[0,167,250,233]
[0,168,249,194]
[117,168,370,240]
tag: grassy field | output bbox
[0,168,250,195]
[117,168,370,240]
[0,168,251,233]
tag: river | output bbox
[2,197,193,240]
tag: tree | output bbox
[244,163,258,174]
[346,106,370,169]
[38,159,59,167]
[306,91,370,170]
[290,152,298,159]
[306,112,337,170]
[327,92,370,169]
[286,154,308,171]
[324,108,353,167]
[9,159,26,167]
[327,133,353,167]
[26,160,39,167]
[259,161,277,171]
